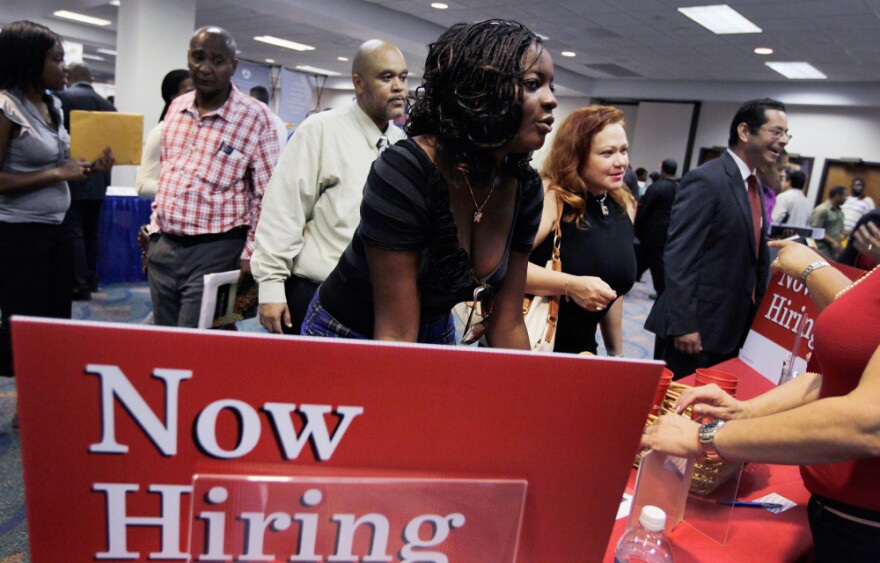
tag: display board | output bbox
[740,263,863,382]
[13,318,664,561]
[232,60,272,98]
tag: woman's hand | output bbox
[852,221,880,264]
[674,383,751,421]
[90,147,115,172]
[769,239,824,278]
[639,413,701,457]
[567,275,617,312]
[58,159,90,181]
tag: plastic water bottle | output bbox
[614,505,674,563]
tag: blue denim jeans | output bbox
[301,290,455,345]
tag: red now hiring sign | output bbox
[188,475,526,561]
[740,264,863,383]
[12,318,662,561]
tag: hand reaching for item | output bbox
[768,239,824,278]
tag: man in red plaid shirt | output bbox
[147,26,280,327]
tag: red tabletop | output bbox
[603,358,814,562]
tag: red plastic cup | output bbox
[695,368,738,397]
[650,368,674,416]
[692,368,737,422]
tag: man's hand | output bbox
[674,332,702,355]
[260,303,293,334]
[259,303,292,334]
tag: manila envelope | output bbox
[70,110,144,165]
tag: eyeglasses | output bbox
[763,126,792,140]
[461,284,494,345]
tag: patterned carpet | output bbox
[0,275,658,562]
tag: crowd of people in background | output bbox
[1,16,880,558]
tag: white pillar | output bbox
[112,0,196,187]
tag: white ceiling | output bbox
[5,0,880,97]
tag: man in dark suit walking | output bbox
[634,158,678,297]
[645,99,789,379]
[57,62,116,300]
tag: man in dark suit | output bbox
[645,99,789,379]
[57,62,116,300]
[634,158,678,297]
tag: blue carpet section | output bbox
[0,276,658,561]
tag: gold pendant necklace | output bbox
[462,173,497,224]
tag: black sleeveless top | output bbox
[319,138,543,337]
[530,192,636,354]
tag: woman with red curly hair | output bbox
[527,105,636,355]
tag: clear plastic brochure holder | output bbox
[187,469,528,562]
[630,450,744,546]
[629,450,695,536]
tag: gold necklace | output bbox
[833,264,880,301]
[462,173,496,224]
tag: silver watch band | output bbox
[698,419,726,460]
[800,260,830,284]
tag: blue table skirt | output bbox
[97,196,153,285]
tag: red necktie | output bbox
[747,175,762,256]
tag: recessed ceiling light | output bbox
[254,35,315,52]
[97,48,117,56]
[295,65,341,76]
[109,0,120,6]
[53,10,112,27]
[82,54,105,61]
[265,58,275,64]
[561,51,576,57]
[677,4,761,34]
[337,56,349,62]
[431,2,448,9]
[754,47,774,55]
[765,61,827,79]
[535,33,550,41]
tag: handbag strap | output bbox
[544,198,564,342]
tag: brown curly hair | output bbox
[541,105,634,228]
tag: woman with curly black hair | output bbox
[302,19,557,347]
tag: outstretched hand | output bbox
[673,383,750,421]
[769,239,824,278]
[639,413,701,457]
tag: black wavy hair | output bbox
[405,19,542,186]
[159,69,191,122]
[0,20,63,93]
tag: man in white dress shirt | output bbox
[772,169,812,226]
[251,40,408,334]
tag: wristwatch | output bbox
[698,419,726,460]
[800,260,830,283]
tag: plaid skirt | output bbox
[301,289,455,345]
